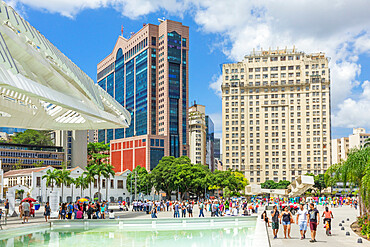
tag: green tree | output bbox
[261,180,277,189]
[12,129,53,146]
[306,173,327,194]
[68,177,76,202]
[84,165,96,200]
[88,163,112,201]
[276,180,291,189]
[56,168,71,202]
[42,169,59,191]
[151,156,177,199]
[127,165,152,196]
[75,175,89,199]
[326,147,370,215]
[364,137,370,147]
[104,163,115,201]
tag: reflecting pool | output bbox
[0,218,257,247]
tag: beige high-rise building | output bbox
[221,48,331,184]
[188,104,207,165]
[332,128,370,164]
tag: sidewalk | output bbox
[266,205,370,247]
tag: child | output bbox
[109,210,115,219]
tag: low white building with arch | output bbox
[3,166,131,203]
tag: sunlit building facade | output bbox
[222,48,331,184]
[97,20,189,172]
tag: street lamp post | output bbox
[130,173,133,203]
[134,170,137,201]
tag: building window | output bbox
[36,177,41,187]
[111,179,114,189]
[117,180,124,189]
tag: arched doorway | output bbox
[93,192,101,202]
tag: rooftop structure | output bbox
[0,2,130,130]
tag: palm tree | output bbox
[89,163,111,201]
[42,169,59,191]
[56,168,71,203]
[84,165,96,200]
[104,164,115,201]
[67,177,75,202]
[364,138,370,147]
[75,175,89,199]
[326,147,370,215]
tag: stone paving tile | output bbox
[266,205,370,247]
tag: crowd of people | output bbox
[261,200,340,243]
[129,199,261,218]
[56,201,117,221]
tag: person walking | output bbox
[308,203,320,243]
[174,202,180,218]
[199,201,205,217]
[101,202,106,219]
[262,210,270,227]
[296,204,309,240]
[271,205,280,239]
[4,199,9,220]
[21,200,30,224]
[322,206,334,235]
[281,206,294,239]
[44,202,51,222]
[187,202,193,217]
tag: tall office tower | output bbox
[188,104,207,165]
[51,130,88,168]
[332,128,370,164]
[205,115,215,171]
[221,48,331,184]
[214,138,221,160]
[97,20,189,172]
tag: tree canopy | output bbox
[141,156,249,199]
[12,129,53,146]
[261,179,291,189]
[326,147,370,215]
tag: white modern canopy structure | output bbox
[245,175,314,197]
[0,2,130,130]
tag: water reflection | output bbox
[0,226,255,247]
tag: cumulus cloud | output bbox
[332,81,370,128]
[209,74,222,97]
[7,0,370,129]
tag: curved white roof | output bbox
[0,2,130,130]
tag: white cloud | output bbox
[332,81,370,128]
[8,0,370,129]
[209,74,222,97]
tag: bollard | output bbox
[341,227,345,230]
[346,232,350,236]
[339,223,342,226]
[357,238,363,243]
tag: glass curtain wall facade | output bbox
[97,20,189,171]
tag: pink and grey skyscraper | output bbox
[97,20,189,172]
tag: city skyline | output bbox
[6,0,370,141]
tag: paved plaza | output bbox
[267,205,370,247]
[0,203,369,246]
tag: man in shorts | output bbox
[22,200,30,224]
[271,205,280,239]
[296,204,309,240]
[308,203,320,242]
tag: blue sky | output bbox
[9,0,370,140]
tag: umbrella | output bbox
[77,198,89,203]
[21,197,36,202]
